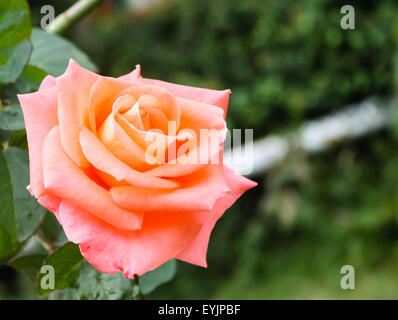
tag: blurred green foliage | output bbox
[71,0,398,135]
[2,0,398,299]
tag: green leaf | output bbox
[10,64,47,95]
[0,64,47,104]
[0,224,17,261]
[0,0,33,84]
[0,148,46,260]
[4,148,46,241]
[30,28,98,77]
[76,261,141,300]
[37,242,84,296]
[0,64,47,132]
[0,105,24,131]
[8,129,28,150]
[0,129,13,143]
[139,259,177,295]
[37,211,68,248]
[11,254,46,284]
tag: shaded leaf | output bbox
[37,211,68,248]
[4,148,46,242]
[8,129,28,150]
[11,254,46,284]
[0,64,47,132]
[0,225,17,261]
[37,242,84,296]
[10,65,46,95]
[0,0,32,84]
[30,28,98,77]
[0,148,46,259]
[76,261,141,300]
[0,105,24,131]
[139,259,177,295]
[1,64,47,105]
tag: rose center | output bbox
[115,94,168,134]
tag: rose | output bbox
[18,59,257,278]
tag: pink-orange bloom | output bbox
[18,60,257,278]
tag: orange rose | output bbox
[18,60,256,277]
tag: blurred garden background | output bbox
[2,0,398,299]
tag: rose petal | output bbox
[98,107,157,171]
[57,59,99,167]
[144,137,223,177]
[118,64,141,81]
[79,127,179,189]
[144,120,225,178]
[115,114,173,165]
[119,84,181,130]
[57,200,201,278]
[42,126,143,230]
[89,77,135,131]
[123,96,169,133]
[39,75,56,91]
[151,80,230,118]
[110,165,230,213]
[120,66,230,117]
[144,162,207,178]
[17,87,58,198]
[115,113,167,149]
[38,193,61,216]
[177,96,226,133]
[176,165,257,267]
[121,99,145,131]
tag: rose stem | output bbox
[35,233,54,253]
[132,277,144,300]
[46,0,105,35]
